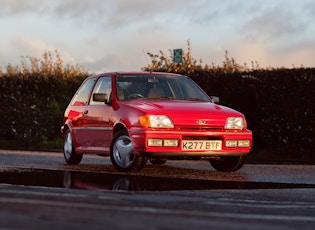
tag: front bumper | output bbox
[129,129,252,157]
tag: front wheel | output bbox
[63,130,83,164]
[209,156,245,172]
[110,131,146,172]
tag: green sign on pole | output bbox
[173,49,183,63]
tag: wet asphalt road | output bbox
[1,149,315,229]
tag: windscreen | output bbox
[116,74,210,102]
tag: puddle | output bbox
[1,168,314,191]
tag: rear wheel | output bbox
[110,131,146,172]
[209,156,245,172]
[63,130,83,164]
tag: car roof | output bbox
[88,71,184,79]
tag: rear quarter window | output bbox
[71,78,96,106]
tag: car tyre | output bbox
[63,129,83,164]
[110,131,146,172]
[209,156,245,172]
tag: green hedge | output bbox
[0,67,314,160]
[188,68,315,158]
[0,73,86,146]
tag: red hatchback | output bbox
[61,72,252,172]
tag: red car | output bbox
[61,72,252,172]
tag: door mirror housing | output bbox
[93,93,109,104]
[211,96,220,104]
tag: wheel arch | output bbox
[61,124,69,139]
[113,122,128,136]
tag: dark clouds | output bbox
[241,5,307,42]
[1,0,315,72]
[0,0,211,28]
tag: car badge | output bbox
[196,120,205,125]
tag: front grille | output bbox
[175,125,223,132]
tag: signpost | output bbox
[173,49,183,63]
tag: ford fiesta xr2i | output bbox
[61,72,252,172]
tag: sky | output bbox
[1,0,315,74]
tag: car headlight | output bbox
[225,117,245,130]
[140,115,174,128]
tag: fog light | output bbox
[164,139,178,147]
[148,138,163,146]
[225,140,238,147]
[238,140,250,147]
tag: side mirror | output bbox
[211,96,219,104]
[93,93,108,104]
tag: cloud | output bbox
[1,0,315,72]
[0,0,42,16]
[4,37,77,68]
[0,38,53,67]
[54,0,101,17]
[1,0,210,29]
[12,38,54,55]
[241,3,306,42]
[271,40,315,67]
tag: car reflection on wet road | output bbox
[1,150,315,229]
[1,149,315,190]
[1,168,315,191]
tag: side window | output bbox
[71,78,96,106]
[90,76,112,105]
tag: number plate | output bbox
[182,140,222,151]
